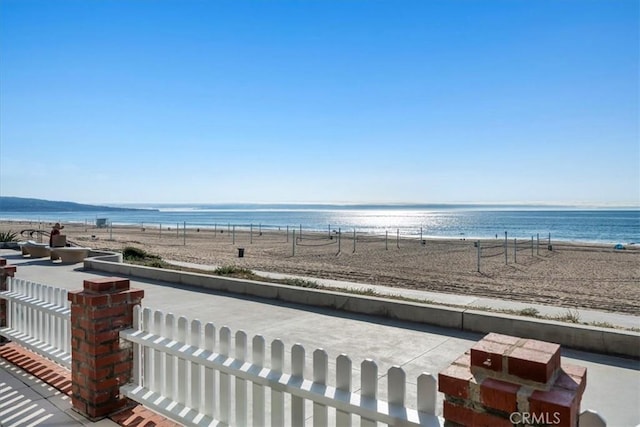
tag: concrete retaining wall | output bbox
[84,256,640,359]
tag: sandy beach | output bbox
[3,220,639,315]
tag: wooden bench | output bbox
[50,247,91,263]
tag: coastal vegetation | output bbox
[0,230,18,243]
[122,246,164,268]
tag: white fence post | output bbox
[152,310,164,395]
[252,335,266,426]
[164,313,176,401]
[361,359,378,427]
[189,319,202,411]
[235,330,248,427]
[579,410,607,427]
[271,339,285,427]
[204,322,216,419]
[418,374,437,414]
[313,349,329,427]
[291,344,306,425]
[219,326,231,424]
[336,354,353,426]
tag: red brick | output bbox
[480,377,520,413]
[86,343,112,357]
[88,319,114,333]
[71,305,85,318]
[470,340,509,372]
[93,389,117,404]
[95,350,130,369]
[67,290,85,305]
[114,279,132,291]
[438,364,474,399]
[522,338,560,356]
[78,318,93,331]
[109,292,132,304]
[78,385,92,401]
[84,366,113,381]
[452,352,471,367]
[529,388,580,427]
[443,400,473,426]
[114,360,133,375]
[507,346,558,383]
[483,333,521,346]
[112,316,134,329]
[72,396,87,414]
[91,305,128,320]
[67,276,143,420]
[562,364,587,394]
[84,278,130,294]
[554,369,585,395]
[91,377,120,391]
[86,330,119,344]
[126,289,144,302]
[83,278,114,293]
[87,294,110,307]
[1,265,16,275]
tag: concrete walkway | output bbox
[1,250,639,426]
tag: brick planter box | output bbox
[439,332,586,427]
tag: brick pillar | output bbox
[439,333,586,427]
[0,258,17,329]
[67,277,144,420]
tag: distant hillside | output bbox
[0,197,157,212]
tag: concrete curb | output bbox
[84,255,640,359]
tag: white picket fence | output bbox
[0,277,71,368]
[0,279,608,427]
[120,306,443,427]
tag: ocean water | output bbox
[1,204,638,244]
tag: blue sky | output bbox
[1,0,638,205]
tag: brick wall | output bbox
[439,332,586,427]
[67,277,144,420]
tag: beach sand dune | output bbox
[4,220,639,315]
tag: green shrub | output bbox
[0,231,18,242]
[554,308,581,323]
[123,246,160,261]
[214,265,253,276]
[123,246,148,260]
[146,260,165,268]
[281,278,319,288]
[518,307,540,317]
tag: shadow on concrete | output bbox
[562,347,640,370]
[5,258,67,267]
[0,252,26,261]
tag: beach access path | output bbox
[1,249,639,426]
